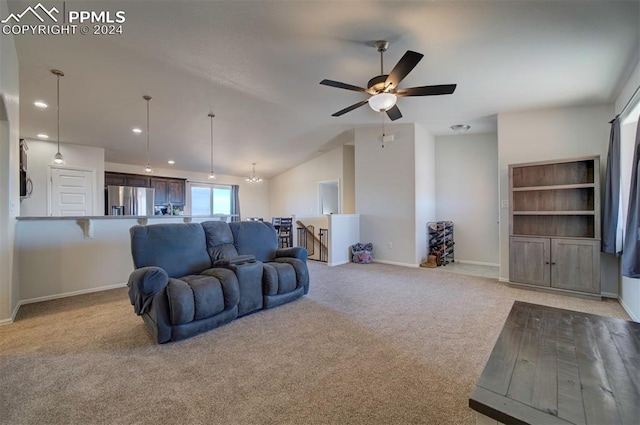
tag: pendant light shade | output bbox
[51,69,65,164]
[208,113,216,180]
[246,163,262,183]
[143,95,153,173]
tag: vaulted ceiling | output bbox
[10,0,639,178]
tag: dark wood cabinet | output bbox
[168,180,185,204]
[150,178,185,205]
[105,172,185,206]
[150,178,168,205]
[105,172,149,188]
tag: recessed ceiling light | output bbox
[132,128,142,134]
[167,160,175,165]
[34,101,48,108]
[37,133,49,139]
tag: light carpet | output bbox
[0,262,629,425]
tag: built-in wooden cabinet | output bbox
[105,172,185,206]
[105,172,149,188]
[508,156,601,297]
[150,178,185,205]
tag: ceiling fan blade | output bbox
[320,79,368,93]
[384,51,424,89]
[397,84,457,97]
[332,99,369,117]
[386,104,402,121]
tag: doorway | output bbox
[319,180,340,214]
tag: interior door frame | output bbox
[47,165,98,216]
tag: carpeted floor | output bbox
[0,262,630,425]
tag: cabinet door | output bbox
[105,172,127,187]
[167,180,185,204]
[510,237,550,286]
[551,239,600,294]
[150,178,168,205]
[126,175,150,187]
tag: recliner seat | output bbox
[127,221,309,343]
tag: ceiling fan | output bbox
[320,40,457,121]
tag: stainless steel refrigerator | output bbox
[106,186,155,216]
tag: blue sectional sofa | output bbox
[127,221,309,343]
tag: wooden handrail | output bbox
[296,220,328,253]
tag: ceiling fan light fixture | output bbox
[450,124,471,134]
[369,92,397,112]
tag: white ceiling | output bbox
[10,0,639,178]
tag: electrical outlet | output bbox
[387,242,393,249]
[501,200,509,209]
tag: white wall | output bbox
[343,145,355,214]
[0,0,21,323]
[617,59,640,321]
[328,214,360,266]
[15,216,220,302]
[415,124,437,264]
[436,133,499,265]
[269,144,346,218]
[355,123,428,267]
[497,104,616,296]
[20,140,105,216]
[105,162,269,220]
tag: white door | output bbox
[50,168,95,216]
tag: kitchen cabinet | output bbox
[508,156,601,297]
[105,172,185,206]
[105,172,149,188]
[151,178,185,205]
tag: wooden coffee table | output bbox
[469,301,639,425]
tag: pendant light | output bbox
[51,69,65,164]
[208,113,216,180]
[143,95,153,173]
[246,163,262,183]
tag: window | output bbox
[190,183,233,216]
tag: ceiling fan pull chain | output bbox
[381,112,386,148]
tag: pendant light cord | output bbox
[381,112,386,148]
[56,73,60,153]
[210,114,214,174]
[146,97,150,165]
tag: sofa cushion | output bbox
[130,223,211,278]
[229,221,278,262]
[202,221,240,261]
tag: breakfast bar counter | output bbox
[469,301,639,425]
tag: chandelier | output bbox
[246,163,262,183]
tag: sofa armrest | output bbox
[127,266,169,315]
[276,247,307,262]
[212,255,256,267]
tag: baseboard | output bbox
[18,282,128,307]
[619,296,639,322]
[0,301,23,326]
[373,259,419,268]
[600,292,619,299]
[498,277,510,283]
[456,260,500,267]
[328,260,350,267]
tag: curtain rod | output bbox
[618,85,640,117]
